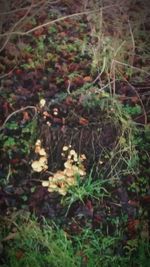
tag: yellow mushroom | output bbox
[42,181,50,187]
[64,161,72,169]
[65,168,74,177]
[58,188,67,196]
[31,161,43,172]
[38,148,47,156]
[39,99,46,108]
[62,146,69,151]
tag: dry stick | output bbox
[0,106,37,131]
[113,60,150,76]
[17,0,48,35]
[0,66,16,79]
[0,0,34,53]
[0,0,58,15]
[128,19,135,66]
[0,4,118,37]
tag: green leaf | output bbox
[4,137,16,148]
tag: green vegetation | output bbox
[0,215,149,267]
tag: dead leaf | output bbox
[22,111,30,122]
[15,250,25,260]
[131,96,139,104]
[79,117,89,126]
[83,76,92,82]
[34,27,45,37]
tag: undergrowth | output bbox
[0,214,149,267]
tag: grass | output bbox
[0,214,150,267]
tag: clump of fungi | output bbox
[42,145,86,195]
[31,140,48,172]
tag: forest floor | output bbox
[0,1,150,266]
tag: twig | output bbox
[113,60,150,76]
[0,66,16,79]
[0,4,118,37]
[0,0,58,15]
[0,106,37,131]
[6,164,11,183]
[128,19,135,66]
[66,80,71,94]
[0,0,34,53]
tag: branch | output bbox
[0,106,37,131]
[0,4,117,37]
[0,0,34,53]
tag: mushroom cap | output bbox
[78,169,86,176]
[64,161,72,169]
[38,148,47,156]
[70,150,77,156]
[80,154,86,160]
[35,145,41,154]
[53,171,66,180]
[42,181,50,187]
[58,188,67,196]
[35,139,41,146]
[40,99,46,107]
[62,146,69,151]
[64,168,74,177]
[49,183,58,189]
[31,161,43,172]
[67,177,76,186]
[39,156,47,165]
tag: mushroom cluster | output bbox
[42,146,86,195]
[31,140,48,172]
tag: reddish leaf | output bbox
[43,111,53,119]
[131,96,139,104]
[83,76,92,82]
[128,200,139,207]
[59,32,67,37]
[34,27,45,37]
[10,158,20,164]
[65,96,74,105]
[79,117,89,126]
[15,250,25,260]
[22,111,30,122]
[127,219,139,236]
[15,69,23,75]
[72,76,84,86]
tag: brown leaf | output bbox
[15,250,25,260]
[127,219,139,236]
[128,200,139,207]
[79,117,89,126]
[131,96,139,104]
[65,96,74,105]
[83,76,92,82]
[34,27,45,37]
[22,111,30,122]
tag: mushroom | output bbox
[65,168,74,177]
[38,148,47,156]
[42,181,50,187]
[40,99,46,108]
[62,146,69,152]
[31,161,44,172]
[58,188,67,196]
[64,161,72,169]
